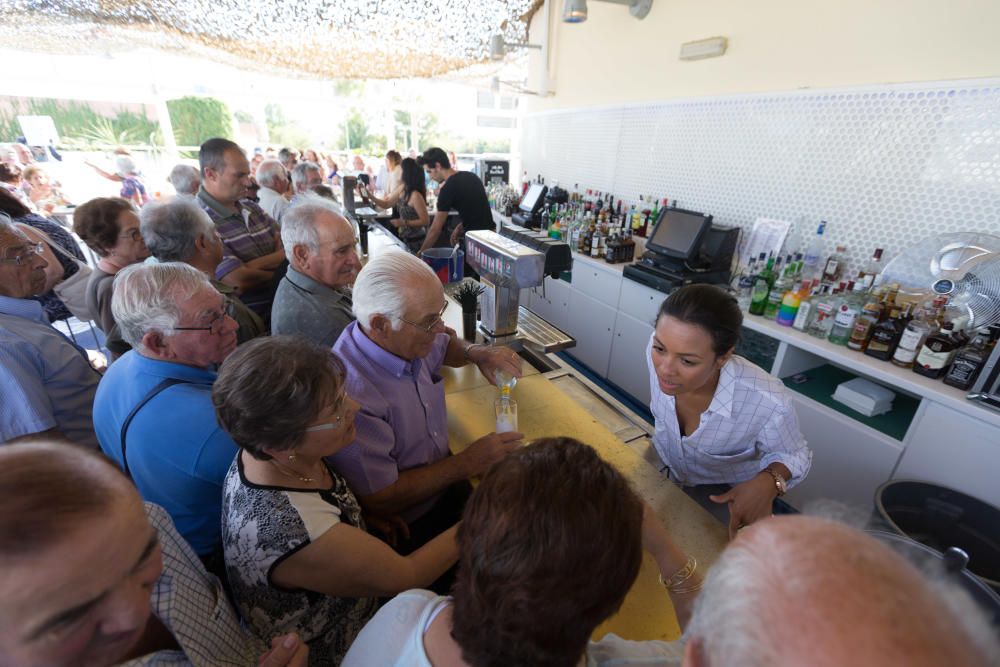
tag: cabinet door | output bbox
[618,279,666,325]
[894,402,1000,509]
[783,393,904,512]
[565,290,616,377]
[608,312,654,405]
[571,261,623,308]
[544,276,572,332]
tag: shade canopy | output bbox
[0,0,540,79]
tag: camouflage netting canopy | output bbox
[1,0,539,79]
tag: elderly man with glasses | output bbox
[92,262,240,571]
[271,195,361,347]
[0,217,101,449]
[328,250,522,569]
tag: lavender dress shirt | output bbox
[329,321,451,523]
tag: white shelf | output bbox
[742,315,1000,430]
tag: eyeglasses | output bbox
[399,301,448,333]
[171,300,236,335]
[0,242,44,265]
[305,397,350,432]
[119,228,143,242]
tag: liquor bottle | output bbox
[822,245,848,284]
[777,280,811,327]
[591,228,603,258]
[748,256,776,316]
[604,232,618,264]
[764,260,793,320]
[847,288,887,351]
[865,303,909,360]
[913,322,965,379]
[734,256,760,312]
[805,284,841,339]
[828,282,863,345]
[791,281,819,330]
[623,227,636,262]
[856,248,885,290]
[582,221,594,255]
[802,221,826,281]
[943,329,991,390]
[891,305,935,368]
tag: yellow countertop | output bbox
[443,371,728,642]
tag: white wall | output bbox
[526,0,1000,111]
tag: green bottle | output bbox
[748,256,775,315]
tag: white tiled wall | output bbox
[522,79,1000,277]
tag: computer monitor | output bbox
[645,207,713,262]
[519,183,546,215]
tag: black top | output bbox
[436,171,492,232]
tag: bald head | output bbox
[685,516,998,667]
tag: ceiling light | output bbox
[562,0,653,23]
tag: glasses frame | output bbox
[399,301,448,333]
[305,394,350,432]
[170,300,236,335]
[118,228,143,242]
[0,242,44,266]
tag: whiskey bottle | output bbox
[865,303,908,361]
[943,329,991,390]
[913,322,964,379]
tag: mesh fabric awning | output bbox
[0,0,539,79]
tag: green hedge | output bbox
[166,96,233,146]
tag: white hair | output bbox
[255,159,287,189]
[352,249,437,330]
[114,154,137,177]
[111,262,212,350]
[280,193,350,263]
[168,164,200,195]
[139,197,215,262]
[685,516,1000,667]
[291,161,322,192]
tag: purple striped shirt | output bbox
[328,321,451,523]
[196,188,279,315]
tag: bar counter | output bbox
[441,359,728,642]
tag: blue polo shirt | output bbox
[94,350,238,556]
[0,296,101,449]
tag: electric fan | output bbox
[877,233,1000,332]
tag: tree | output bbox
[166,96,233,147]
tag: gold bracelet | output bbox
[658,555,697,590]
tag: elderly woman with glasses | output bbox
[73,197,149,335]
[214,336,459,667]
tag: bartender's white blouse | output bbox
[646,336,812,488]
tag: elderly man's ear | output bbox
[141,331,173,359]
[368,314,392,339]
[292,243,311,268]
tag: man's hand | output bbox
[259,633,309,667]
[470,345,523,385]
[458,431,523,477]
[449,223,464,246]
[710,473,778,539]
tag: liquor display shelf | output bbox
[742,314,1000,431]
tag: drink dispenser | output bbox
[465,230,546,339]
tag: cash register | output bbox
[511,183,547,228]
[623,206,739,293]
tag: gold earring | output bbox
[288,454,296,462]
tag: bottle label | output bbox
[898,328,925,350]
[892,345,919,364]
[824,259,839,276]
[792,302,812,329]
[945,358,978,383]
[915,347,954,370]
[833,305,858,328]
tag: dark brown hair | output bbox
[212,336,346,460]
[72,197,135,257]
[0,187,30,218]
[0,162,21,184]
[656,283,742,356]
[0,442,133,559]
[451,437,644,667]
[385,149,402,167]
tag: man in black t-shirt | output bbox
[417,147,493,254]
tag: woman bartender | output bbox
[647,284,812,537]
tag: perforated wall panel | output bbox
[522,79,1000,277]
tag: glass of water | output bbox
[495,398,518,433]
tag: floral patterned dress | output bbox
[222,455,379,666]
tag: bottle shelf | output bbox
[742,314,1000,430]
